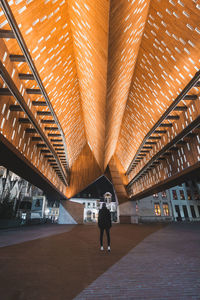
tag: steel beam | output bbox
[126,70,200,175]
[26,89,42,95]
[0,29,15,38]
[0,88,11,95]
[0,0,69,170]
[0,60,68,185]
[18,73,34,80]
[9,54,25,62]
[127,115,200,190]
[32,101,47,106]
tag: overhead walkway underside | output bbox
[0,0,200,201]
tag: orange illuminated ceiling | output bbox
[0,0,200,198]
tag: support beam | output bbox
[0,59,68,185]
[166,115,180,120]
[0,88,11,95]
[153,130,167,134]
[18,73,34,80]
[45,127,59,131]
[37,111,51,116]
[18,118,30,124]
[9,54,26,62]
[31,137,42,141]
[183,95,198,100]
[9,105,22,111]
[148,136,161,140]
[174,106,187,111]
[51,139,62,142]
[37,144,47,148]
[145,141,157,145]
[25,128,37,134]
[159,123,173,127]
[26,89,42,95]
[32,101,47,106]
[126,70,200,175]
[0,0,69,169]
[0,29,15,38]
[48,133,61,137]
[41,120,55,124]
[53,144,63,147]
[127,115,200,191]
[40,150,50,153]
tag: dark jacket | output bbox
[98,206,112,229]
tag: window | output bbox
[162,191,167,198]
[154,203,161,216]
[93,203,95,207]
[163,203,169,216]
[87,202,90,207]
[172,190,178,200]
[194,190,200,201]
[198,206,200,216]
[183,205,189,219]
[153,193,158,198]
[187,190,192,200]
[190,206,196,218]
[93,213,95,218]
[179,190,185,200]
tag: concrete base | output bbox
[58,204,77,224]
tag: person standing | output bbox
[98,202,112,252]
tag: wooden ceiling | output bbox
[0,0,200,198]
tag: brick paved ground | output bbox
[75,223,200,300]
[0,224,75,247]
[0,223,163,300]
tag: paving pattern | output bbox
[0,224,75,247]
[75,223,200,300]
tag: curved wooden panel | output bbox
[68,0,109,170]
[117,0,200,171]
[105,0,150,168]
[65,143,102,198]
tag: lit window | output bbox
[163,203,169,216]
[187,190,192,200]
[153,193,158,198]
[179,190,185,200]
[172,190,178,200]
[154,203,161,216]
[194,191,200,200]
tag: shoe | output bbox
[108,246,111,252]
[100,246,104,251]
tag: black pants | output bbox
[100,228,110,246]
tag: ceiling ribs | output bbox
[126,70,200,175]
[0,29,15,38]
[0,0,69,171]
[0,58,68,185]
[126,114,200,191]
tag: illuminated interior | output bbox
[0,0,200,201]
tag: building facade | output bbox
[70,192,118,223]
[169,181,200,221]
[119,179,200,223]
